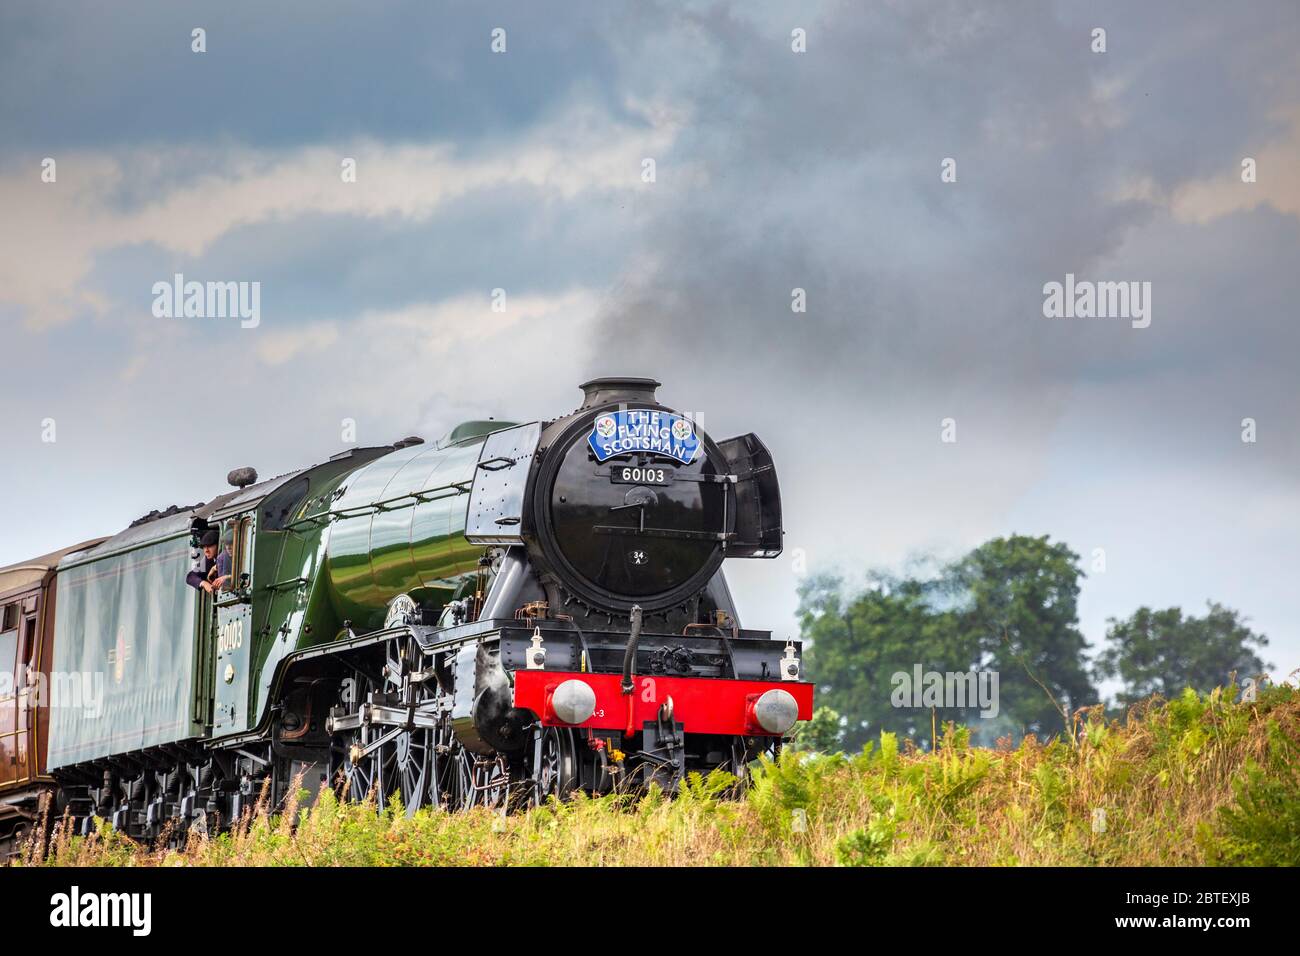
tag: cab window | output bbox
[231,516,254,588]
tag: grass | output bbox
[12,684,1300,867]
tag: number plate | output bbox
[609,465,672,486]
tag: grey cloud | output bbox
[2,0,1298,673]
[73,185,635,328]
[575,0,1300,656]
[0,0,628,154]
[589,0,1299,439]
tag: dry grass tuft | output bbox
[12,684,1299,867]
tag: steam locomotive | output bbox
[0,377,809,847]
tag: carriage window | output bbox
[23,616,37,665]
[0,605,17,681]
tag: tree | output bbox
[798,535,1099,749]
[1094,602,1271,707]
[800,571,983,751]
[789,705,846,753]
[949,535,1098,737]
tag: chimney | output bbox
[579,377,662,409]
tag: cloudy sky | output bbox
[2,1,1297,690]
